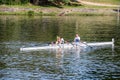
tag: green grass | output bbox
[83,0,120,5]
[0,10,115,16]
[0,11,57,16]
[62,4,116,9]
[83,5,116,8]
[65,12,116,16]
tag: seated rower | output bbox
[56,36,61,44]
[56,36,64,44]
[60,37,64,44]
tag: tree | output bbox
[32,0,39,5]
[49,0,70,5]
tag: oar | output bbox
[67,40,82,48]
[68,41,82,48]
[70,40,92,48]
[80,41,93,48]
[67,39,91,48]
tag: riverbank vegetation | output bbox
[0,0,119,16]
[0,0,74,7]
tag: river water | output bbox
[0,15,120,80]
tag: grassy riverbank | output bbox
[0,4,118,16]
[83,0,120,5]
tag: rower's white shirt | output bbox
[61,38,64,41]
[74,36,80,41]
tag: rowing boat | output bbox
[20,38,114,51]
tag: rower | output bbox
[56,36,64,44]
[61,37,64,44]
[56,36,61,44]
[74,34,80,46]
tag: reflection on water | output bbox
[0,43,120,80]
[0,16,120,80]
[55,48,64,68]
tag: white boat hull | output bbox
[20,39,114,52]
[20,43,86,51]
